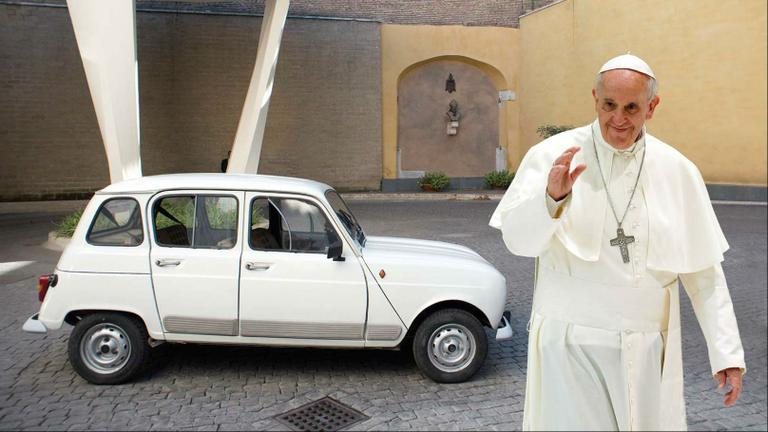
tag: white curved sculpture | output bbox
[66,0,290,181]
[67,0,141,182]
[228,0,290,173]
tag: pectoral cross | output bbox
[610,228,635,263]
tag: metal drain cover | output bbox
[275,397,369,431]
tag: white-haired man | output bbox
[490,54,745,430]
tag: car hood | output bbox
[362,235,487,265]
[360,235,502,287]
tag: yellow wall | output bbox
[519,0,767,185]
[381,25,520,178]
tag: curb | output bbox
[341,191,505,201]
[43,231,70,252]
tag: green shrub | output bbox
[536,124,574,139]
[55,209,83,238]
[418,171,450,192]
[484,169,515,189]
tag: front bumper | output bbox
[495,310,513,341]
[22,313,47,334]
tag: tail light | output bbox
[37,274,57,302]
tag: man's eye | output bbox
[602,102,616,111]
[625,104,639,114]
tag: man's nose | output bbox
[611,111,629,125]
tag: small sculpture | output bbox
[445,73,456,93]
[446,99,460,135]
[446,100,460,122]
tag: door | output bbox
[239,192,367,341]
[149,191,244,336]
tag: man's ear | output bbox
[592,88,600,111]
[646,95,660,120]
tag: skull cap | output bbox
[598,54,656,79]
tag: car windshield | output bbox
[324,189,366,247]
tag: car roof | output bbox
[97,173,334,197]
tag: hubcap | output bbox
[428,324,475,373]
[80,323,131,374]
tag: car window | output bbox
[249,197,338,253]
[325,189,366,246]
[153,195,238,249]
[86,198,144,246]
[197,196,238,249]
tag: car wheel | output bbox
[68,313,150,385]
[412,308,488,383]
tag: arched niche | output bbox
[397,56,509,178]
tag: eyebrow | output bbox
[602,98,638,108]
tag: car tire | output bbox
[68,313,150,385]
[412,308,488,383]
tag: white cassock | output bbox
[490,120,746,431]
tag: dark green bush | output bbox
[418,171,450,191]
[484,169,515,189]
[55,209,83,238]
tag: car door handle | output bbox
[155,259,181,267]
[245,262,271,271]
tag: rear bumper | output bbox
[495,310,513,341]
[22,313,48,334]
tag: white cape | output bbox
[489,122,728,274]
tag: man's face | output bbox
[592,69,660,149]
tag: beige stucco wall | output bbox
[519,0,767,185]
[381,24,520,179]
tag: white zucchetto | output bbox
[599,54,656,79]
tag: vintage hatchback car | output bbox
[23,173,511,384]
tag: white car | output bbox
[23,173,511,384]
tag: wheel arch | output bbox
[65,309,147,329]
[402,300,492,344]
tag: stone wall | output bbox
[19,0,558,27]
[0,4,382,200]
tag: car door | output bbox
[239,192,367,344]
[149,191,244,337]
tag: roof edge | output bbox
[519,0,567,21]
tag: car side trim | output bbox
[240,320,364,339]
[163,316,237,336]
[366,325,402,341]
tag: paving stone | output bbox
[0,202,764,431]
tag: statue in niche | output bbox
[446,99,460,121]
[445,73,456,93]
[446,99,460,135]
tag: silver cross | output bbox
[610,228,635,263]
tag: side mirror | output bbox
[326,233,345,262]
[327,242,345,261]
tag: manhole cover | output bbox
[275,397,369,431]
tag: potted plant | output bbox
[418,171,450,192]
[484,169,515,189]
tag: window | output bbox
[86,198,144,246]
[325,190,366,246]
[249,197,339,253]
[153,195,238,249]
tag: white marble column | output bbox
[227,0,290,174]
[67,0,142,182]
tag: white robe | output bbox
[490,121,746,430]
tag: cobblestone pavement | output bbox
[1,200,765,431]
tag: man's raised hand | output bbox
[547,146,587,201]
